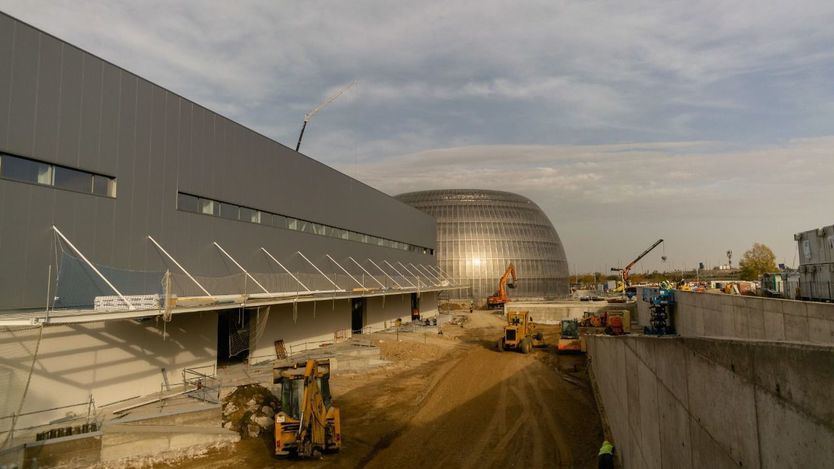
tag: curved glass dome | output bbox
[395,189,569,301]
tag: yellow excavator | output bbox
[274,359,341,458]
[487,263,517,309]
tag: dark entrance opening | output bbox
[217,309,250,365]
[351,298,366,334]
[411,293,421,320]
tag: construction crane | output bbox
[487,263,517,309]
[611,239,664,288]
[295,81,357,152]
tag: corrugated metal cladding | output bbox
[396,189,570,301]
[0,12,436,312]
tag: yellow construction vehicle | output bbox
[497,311,544,353]
[274,359,341,458]
[557,319,582,353]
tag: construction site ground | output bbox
[160,310,603,468]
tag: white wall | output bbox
[1,311,217,430]
[250,300,352,362]
[365,294,412,332]
[421,292,439,318]
[249,294,420,363]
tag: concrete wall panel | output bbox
[656,383,691,469]
[251,301,352,362]
[589,335,834,469]
[637,359,661,468]
[1,311,216,430]
[755,388,834,469]
[636,289,834,346]
[365,295,411,332]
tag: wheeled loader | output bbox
[497,311,544,353]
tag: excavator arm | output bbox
[497,263,517,299]
[488,263,517,307]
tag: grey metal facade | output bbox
[396,189,569,301]
[0,12,436,312]
[795,225,834,301]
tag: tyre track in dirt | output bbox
[362,313,599,469]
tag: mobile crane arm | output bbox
[611,239,664,285]
[295,81,357,152]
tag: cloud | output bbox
[334,138,834,272]
[3,0,834,272]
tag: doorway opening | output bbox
[351,298,366,334]
[411,293,421,321]
[217,309,250,365]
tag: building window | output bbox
[240,207,260,224]
[93,174,117,197]
[178,193,199,212]
[0,152,116,197]
[219,202,239,220]
[54,166,92,192]
[272,214,288,229]
[0,154,52,185]
[175,191,433,254]
[199,198,217,216]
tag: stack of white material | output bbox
[94,294,162,311]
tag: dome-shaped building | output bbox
[395,189,569,301]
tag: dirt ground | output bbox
[160,311,603,469]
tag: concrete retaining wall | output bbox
[588,335,834,469]
[506,301,634,324]
[636,288,834,345]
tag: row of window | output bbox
[177,192,434,255]
[0,152,117,197]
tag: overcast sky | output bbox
[3,1,834,273]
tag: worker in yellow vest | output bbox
[598,440,615,468]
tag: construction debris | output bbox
[221,384,281,439]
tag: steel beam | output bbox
[52,226,135,310]
[349,257,386,289]
[326,254,365,289]
[260,247,311,292]
[297,251,343,291]
[385,260,416,287]
[148,236,212,297]
[213,242,269,294]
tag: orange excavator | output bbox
[487,263,517,309]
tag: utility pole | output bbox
[296,81,357,152]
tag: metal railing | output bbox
[181,365,220,404]
[0,396,98,448]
